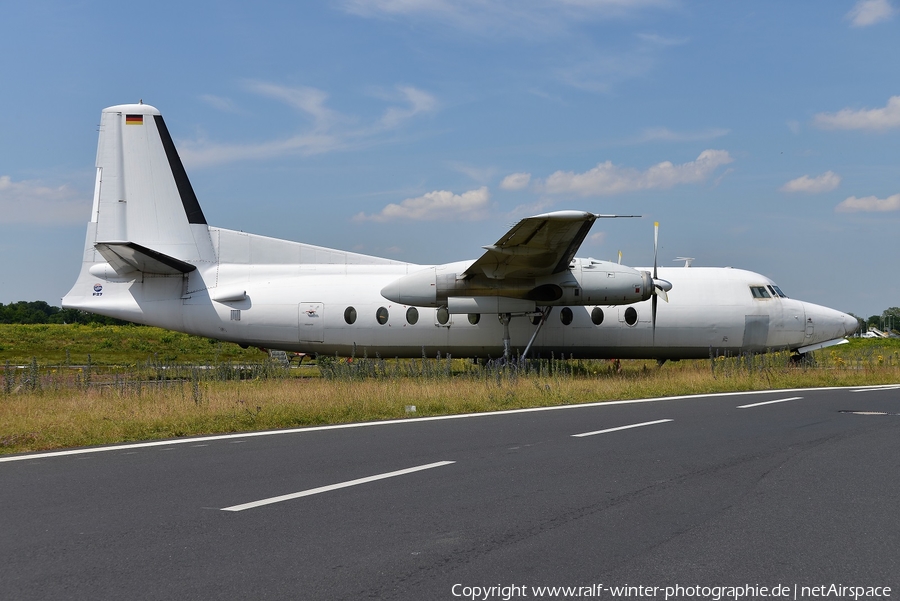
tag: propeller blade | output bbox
[617,250,622,265]
[653,221,659,280]
[654,285,669,303]
[652,221,660,343]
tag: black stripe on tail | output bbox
[154,114,207,225]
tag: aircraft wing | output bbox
[460,211,605,280]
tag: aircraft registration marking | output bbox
[737,396,803,409]
[571,419,673,438]
[220,461,455,512]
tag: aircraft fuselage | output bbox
[72,253,855,360]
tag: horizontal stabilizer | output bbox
[95,241,197,276]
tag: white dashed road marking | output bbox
[572,419,673,438]
[221,461,456,512]
[851,385,900,393]
[737,396,803,409]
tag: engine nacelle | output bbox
[380,258,653,310]
[575,259,654,305]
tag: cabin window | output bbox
[406,307,418,325]
[376,307,389,325]
[468,313,480,325]
[750,286,771,299]
[560,307,573,325]
[624,307,638,326]
[436,306,450,325]
[344,307,357,324]
[591,307,604,325]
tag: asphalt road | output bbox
[2,385,899,600]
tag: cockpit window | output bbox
[750,286,771,299]
[765,285,786,299]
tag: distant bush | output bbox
[0,301,134,326]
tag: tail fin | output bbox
[64,104,214,318]
[90,103,214,264]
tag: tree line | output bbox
[860,307,900,334]
[0,301,132,325]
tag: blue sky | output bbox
[1,0,898,319]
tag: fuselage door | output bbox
[743,315,770,351]
[299,302,324,342]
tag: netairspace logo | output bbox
[450,583,893,600]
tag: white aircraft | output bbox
[63,104,858,361]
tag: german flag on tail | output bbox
[125,114,143,125]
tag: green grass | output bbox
[1,324,898,456]
[0,323,265,365]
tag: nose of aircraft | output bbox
[842,311,860,337]
[801,302,859,343]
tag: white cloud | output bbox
[780,171,841,193]
[338,0,673,37]
[244,81,345,130]
[500,172,531,190]
[199,95,240,113]
[813,96,900,132]
[635,127,730,143]
[555,52,656,94]
[342,2,676,94]
[179,82,438,168]
[835,193,900,212]
[448,162,497,184]
[354,186,491,222]
[505,199,559,220]
[635,33,688,47]
[541,150,733,196]
[179,133,345,167]
[846,0,896,27]
[0,176,86,225]
[588,231,607,245]
[378,86,437,129]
